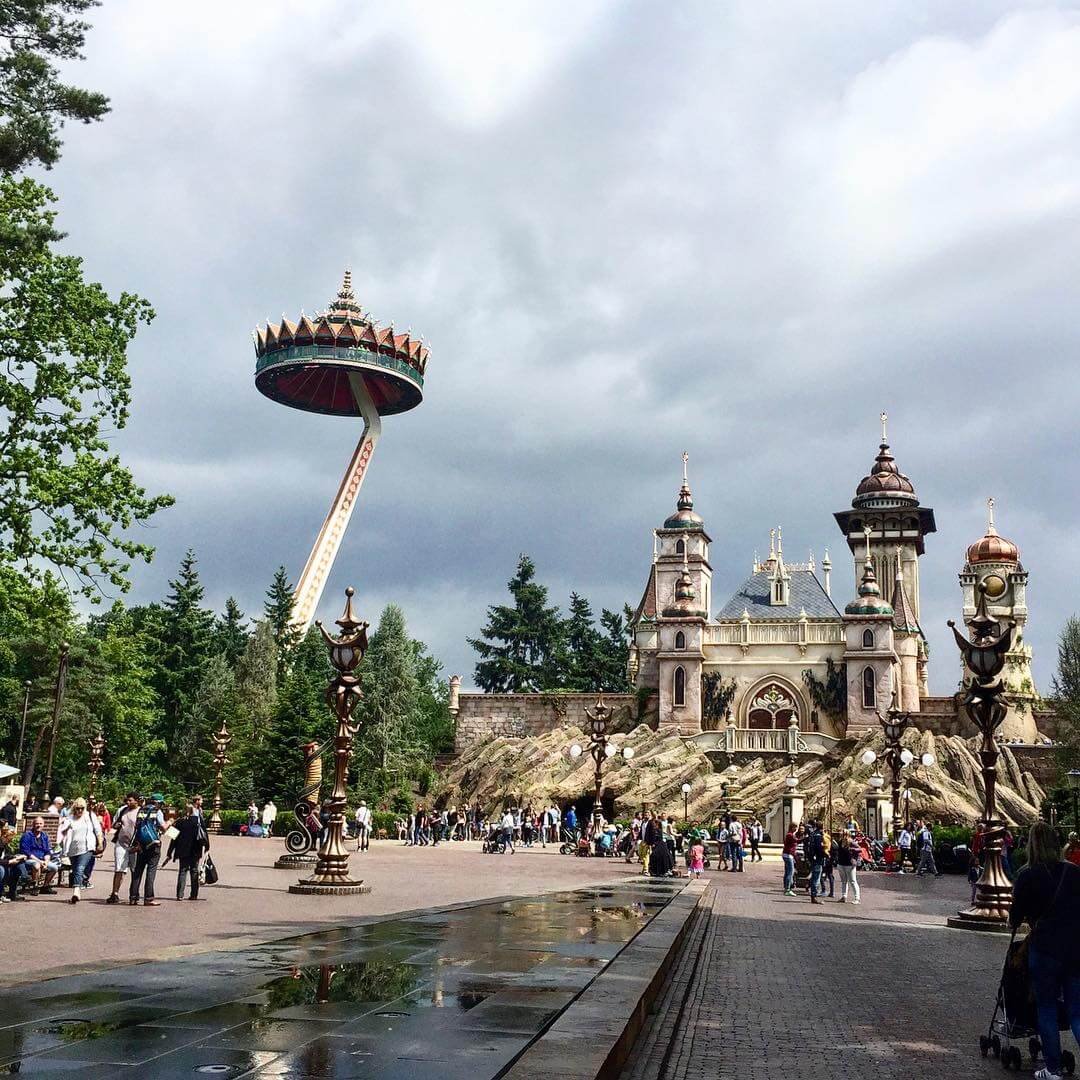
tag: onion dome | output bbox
[845,556,894,617]
[254,270,429,417]
[664,452,704,529]
[852,440,918,507]
[966,497,1019,565]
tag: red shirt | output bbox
[783,832,797,855]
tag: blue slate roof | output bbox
[716,569,841,621]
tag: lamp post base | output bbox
[946,910,1011,933]
[274,853,317,870]
[289,877,370,896]
[947,848,1013,931]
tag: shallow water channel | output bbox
[0,879,684,1078]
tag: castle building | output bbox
[451,417,1047,754]
[626,420,1039,745]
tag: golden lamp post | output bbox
[946,581,1016,931]
[291,587,372,895]
[207,718,233,835]
[87,730,106,804]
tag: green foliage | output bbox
[803,658,848,720]
[216,598,247,666]
[701,673,737,730]
[264,566,300,677]
[469,555,629,692]
[1052,615,1080,772]
[0,0,110,174]
[0,176,172,597]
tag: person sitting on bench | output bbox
[20,816,59,895]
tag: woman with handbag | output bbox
[1009,822,1080,1080]
[163,804,209,900]
[59,798,104,904]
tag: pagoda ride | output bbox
[253,271,429,631]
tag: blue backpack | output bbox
[134,809,160,849]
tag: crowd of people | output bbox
[0,790,211,905]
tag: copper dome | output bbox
[966,530,1019,565]
[853,442,917,504]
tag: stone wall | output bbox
[453,693,646,753]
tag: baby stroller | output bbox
[481,826,507,854]
[980,931,1076,1073]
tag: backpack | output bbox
[134,809,160,850]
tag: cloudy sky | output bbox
[48,1,1080,692]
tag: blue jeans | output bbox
[69,851,94,889]
[809,859,824,898]
[1029,947,1080,1074]
[782,853,795,891]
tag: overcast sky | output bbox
[47,1,1080,693]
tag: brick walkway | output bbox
[621,867,1040,1079]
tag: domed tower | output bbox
[834,412,936,624]
[636,453,712,734]
[960,498,1036,740]
[842,527,899,734]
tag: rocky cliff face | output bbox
[436,724,1046,827]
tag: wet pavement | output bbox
[0,878,685,1078]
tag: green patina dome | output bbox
[845,557,893,616]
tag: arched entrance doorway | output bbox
[745,681,801,729]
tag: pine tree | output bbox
[217,597,248,666]
[597,607,631,692]
[1053,615,1080,768]
[468,555,566,691]
[255,625,332,802]
[158,550,216,772]
[264,566,301,676]
[565,592,603,691]
[358,604,422,783]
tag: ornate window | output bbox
[673,666,685,707]
[862,666,876,708]
[674,630,686,650]
[747,683,799,729]
[675,539,685,555]
[862,628,874,649]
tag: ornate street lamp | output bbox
[567,693,634,836]
[291,587,371,896]
[681,782,691,822]
[207,717,233,835]
[87,730,106,804]
[15,679,31,772]
[42,642,70,805]
[878,691,911,841]
[946,581,1016,929]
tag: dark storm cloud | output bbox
[46,1,1080,691]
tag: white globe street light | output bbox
[569,744,583,760]
[920,752,936,768]
[681,782,692,822]
[900,748,915,766]
[860,749,878,766]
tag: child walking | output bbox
[689,836,706,878]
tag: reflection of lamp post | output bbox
[16,679,31,772]
[87,730,105,804]
[681,782,691,822]
[292,587,371,895]
[947,581,1017,930]
[42,642,70,805]
[568,694,634,834]
[207,718,233,835]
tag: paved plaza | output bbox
[1,842,1060,1079]
[622,868,1027,1080]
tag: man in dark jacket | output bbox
[163,804,209,900]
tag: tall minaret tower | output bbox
[960,498,1036,741]
[834,412,936,622]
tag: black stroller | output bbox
[481,825,507,854]
[980,931,1076,1073]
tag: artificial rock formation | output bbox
[437,724,1045,828]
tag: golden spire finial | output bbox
[681,450,689,485]
[880,410,888,444]
[987,496,997,535]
